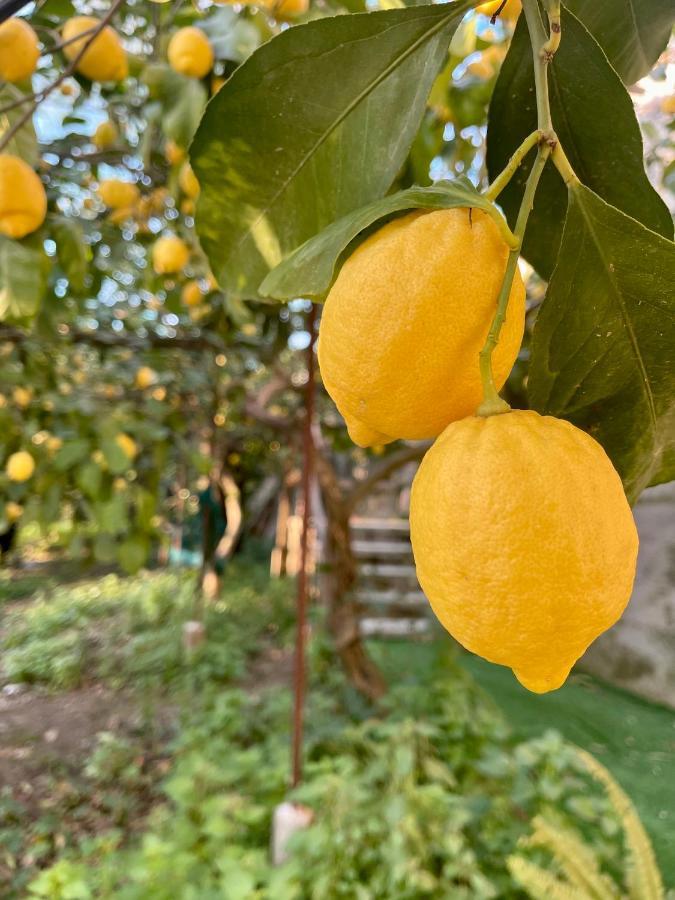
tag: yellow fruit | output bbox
[0,18,40,83]
[477,0,521,23]
[181,280,203,307]
[12,386,33,408]
[152,235,190,274]
[92,119,118,149]
[98,179,139,209]
[5,501,23,522]
[113,477,127,491]
[410,410,638,694]
[115,433,138,459]
[467,45,506,79]
[661,95,675,116]
[46,436,63,453]
[165,140,185,166]
[151,386,167,401]
[180,199,195,217]
[6,450,35,482]
[211,76,226,94]
[178,162,200,199]
[269,0,309,16]
[62,16,127,82]
[135,366,156,389]
[60,81,76,95]
[318,208,525,447]
[0,155,47,239]
[167,27,214,79]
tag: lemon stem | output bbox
[478,0,562,417]
[485,130,539,202]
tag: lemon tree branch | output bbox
[485,130,540,201]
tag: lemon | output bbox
[97,179,139,210]
[165,140,186,166]
[46,436,63,453]
[660,95,675,117]
[410,410,638,693]
[318,207,525,446]
[152,235,190,274]
[5,501,23,522]
[477,0,521,23]
[6,450,35,482]
[93,119,118,149]
[178,162,200,199]
[0,18,40,83]
[62,16,128,82]
[0,155,47,239]
[167,27,214,79]
[181,280,203,307]
[12,386,33,408]
[135,366,156,389]
[115,433,138,459]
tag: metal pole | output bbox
[291,303,317,788]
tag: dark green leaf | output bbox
[52,218,89,294]
[101,438,131,476]
[76,462,102,499]
[0,236,50,321]
[528,184,675,502]
[192,2,471,299]
[0,85,38,164]
[486,9,673,279]
[565,0,675,85]
[260,178,500,300]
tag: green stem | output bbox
[521,0,553,133]
[551,141,578,187]
[485,130,540,202]
[477,144,551,416]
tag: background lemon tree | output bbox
[0,0,673,579]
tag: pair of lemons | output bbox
[318,207,638,693]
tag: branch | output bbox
[0,0,124,153]
[345,443,430,514]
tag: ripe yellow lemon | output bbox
[269,0,309,16]
[318,207,525,446]
[0,155,47,239]
[135,366,156,389]
[98,179,139,210]
[178,162,200,199]
[12,386,33,408]
[165,140,185,166]
[152,235,190,274]
[410,410,638,693]
[6,450,35,482]
[181,280,203,307]
[477,0,521,23]
[93,119,118,149]
[167,27,213,79]
[0,18,40,83]
[5,501,23,523]
[115,433,138,459]
[62,16,128,82]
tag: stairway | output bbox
[350,515,431,638]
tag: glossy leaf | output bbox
[486,8,673,279]
[565,0,675,85]
[260,178,500,300]
[52,218,89,294]
[0,85,38,164]
[192,2,471,299]
[528,185,675,502]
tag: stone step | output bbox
[352,540,413,558]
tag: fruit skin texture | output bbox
[0,18,40,83]
[98,180,139,210]
[62,17,128,83]
[409,410,638,693]
[318,208,525,447]
[167,27,213,79]
[6,451,35,482]
[0,155,47,239]
[152,235,190,274]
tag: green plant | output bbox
[508,749,667,900]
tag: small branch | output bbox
[485,130,540,202]
[345,443,430,514]
[0,0,124,154]
[551,141,578,187]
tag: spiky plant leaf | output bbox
[507,856,589,900]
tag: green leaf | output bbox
[0,236,50,321]
[528,184,675,502]
[0,85,38,164]
[95,495,128,534]
[486,8,673,279]
[565,0,675,85]
[101,438,131,476]
[141,63,207,149]
[192,2,471,299]
[118,537,148,574]
[52,218,89,294]
[53,439,91,472]
[76,462,102,499]
[260,178,500,300]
